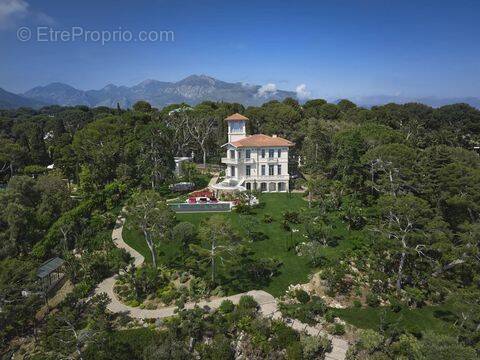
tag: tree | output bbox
[132,100,153,113]
[375,194,447,291]
[0,137,28,179]
[362,143,418,197]
[185,115,216,167]
[171,221,197,253]
[190,216,240,284]
[126,191,175,270]
[137,121,175,189]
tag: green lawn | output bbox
[332,302,458,335]
[123,193,315,297]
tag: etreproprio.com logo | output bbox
[17,26,175,45]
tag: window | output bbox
[230,166,235,177]
[269,165,274,176]
[246,149,251,159]
[269,149,274,158]
[278,182,285,191]
[261,165,266,176]
[277,149,282,158]
[246,165,251,176]
[230,149,235,159]
[260,182,267,192]
[277,164,282,175]
[229,121,244,133]
[246,182,251,190]
[261,149,266,158]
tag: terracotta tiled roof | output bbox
[225,113,249,121]
[230,134,294,148]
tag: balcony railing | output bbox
[221,157,255,164]
[221,157,238,164]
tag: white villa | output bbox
[216,113,294,193]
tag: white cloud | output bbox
[295,84,311,100]
[0,0,53,29]
[256,83,277,97]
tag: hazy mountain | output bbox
[0,88,45,109]
[1,75,479,109]
[23,82,91,106]
[19,75,297,109]
[347,95,480,109]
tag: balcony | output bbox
[221,157,255,165]
[221,157,239,164]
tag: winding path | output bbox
[95,213,348,360]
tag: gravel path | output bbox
[95,211,348,359]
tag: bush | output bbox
[271,321,299,349]
[283,210,301,224]
[286,342,303,360]
[219,299,235,314]
[332,323,345,335]
[300,335,332,359]
[295,289,311,304]
[353,299,362,308]
[389,297,403,312]
[250,231,268,242]
[366,293,380,307]
[325,311,335,323]
[238,295,258,311]
[127,299,140,307]
[234,203,253,214]
[263,214,273,223]
[157,286,179,305]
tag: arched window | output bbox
[269,182,276,192]
[260,182,267,192]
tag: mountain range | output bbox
[0,75,479,110]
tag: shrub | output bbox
[300,335,332,359]
[353,299,362,308]
[238,295,259,311]
[127,299,140,307]
[250,231,268,242]
[389,296,403,312]
[235,203,253,214]
[366,293,380,307]
[271,320,299,349]
[219,299,235,314]
[309,296,327,316]
[157,286,179,305]
[263,214,273,223]
[332,323,345,335]
[324,311,335,323]
[358,329,384,352]
[286,342,303,359]
[295,289,311,304]
[283,210,301,224]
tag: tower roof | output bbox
[225,113,249,121]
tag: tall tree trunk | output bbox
[143,230,157,270]
[202,145,207,169]
[211,239,215,284]
[396,237,407,291]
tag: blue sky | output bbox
[0,0,479,99]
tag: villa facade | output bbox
[221,113,293,192]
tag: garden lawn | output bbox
[124,193,315,297]
[332,302,458,335]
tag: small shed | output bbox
[37,257,65,294]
